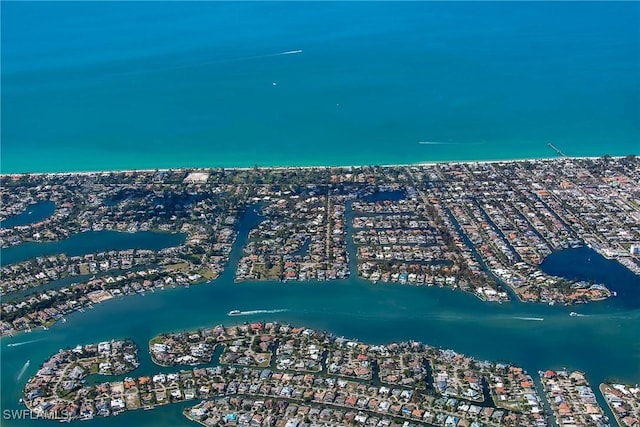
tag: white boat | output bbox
[228,310,241,316]
[569,312,578,317]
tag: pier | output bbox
[547,143,567,157]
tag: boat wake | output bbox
[512,317,544,321]
[229,309,288,316]
[115,49,304,77]
[277,49,303,56]
[419,141,455,145]
[16,360,30,381]
[7,339,42,348]
[236,49,303,62]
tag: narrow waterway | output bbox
[3,265,157,303]
[1,230,186,266]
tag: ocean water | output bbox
[2,2,639,173]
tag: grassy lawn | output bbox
[196,268,218,281]
[252,262,282,280]
[164,262,190,273]
[149,336,165,346]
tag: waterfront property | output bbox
[236,193,349,282]
[23,321,631,426]
[23,323,561,425]
[600,383,640,427]
[540,369,607,427]
[1,157,639,338]
[22,340,139,420]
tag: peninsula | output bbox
[2,157,640,336]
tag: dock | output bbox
[547,143,567,157]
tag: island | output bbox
[23,322,562,426]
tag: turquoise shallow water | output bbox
[2,2,639,173]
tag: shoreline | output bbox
[0,155,633,177]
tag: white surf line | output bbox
[7,339,42,348]
[16,360,30,381]
[512,316,544,321]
